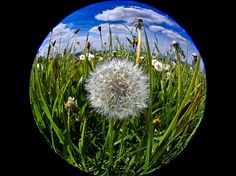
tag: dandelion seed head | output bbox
[152,59,158,66]
[163,64,170,71]
[79,55,85,60]
[154,61,163,71]
[79,53,95,61]
[85,58,149,119]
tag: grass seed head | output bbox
[64,97,78,113]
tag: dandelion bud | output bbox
[192,52,198,65]
[98,26,102,32]
[171,40,179,48]
[112,51,117,57]
[86,42,91,51]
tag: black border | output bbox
[8,0,220,175]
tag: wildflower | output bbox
[172,61,176,67]
[87,53,95,61]
[79,53,95,61]
[140,56,145,60]
[85,58,149,119]
[154,61,163,71]
[79,54,85,60]
[152,59,158,66]
[163,64,170,71]
[37,63,43,70]
[64,97,78,113]
[152,116,161,127]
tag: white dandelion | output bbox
[37,63,43,70]
[154,61,163,71]
[152,59,158,66]
[140,56,145,60]
[163,64,170,71]
[85,58,150,120]
[172,61,176,67]
[79,54,85,60]
[79,53,95,61]
[88,53,95,60]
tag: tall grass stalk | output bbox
[143,28,153,174]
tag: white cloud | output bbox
[149,25,187,43]
[50,23,74,42]
[95,6,174,26]
[149,25,166,32]
[89,23,132,35]
[37,23,77,56]
[88,23,137,50]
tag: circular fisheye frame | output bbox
[29,1,206,175]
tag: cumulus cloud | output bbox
[89,23,132,34]
[88,23,136,48]
[95,6,174,26]
[149,25,187,43]
[37,23,77,56]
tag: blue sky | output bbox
[37,0,204,67]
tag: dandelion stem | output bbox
[136,28,142,64]
[177,51,182,108]
[108,118,115,170]
[99,30,103,53]
[116,120,126,164]
[67,110,70,134]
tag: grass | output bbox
[29,23,206,175]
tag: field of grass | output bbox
[29,24,206,175]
